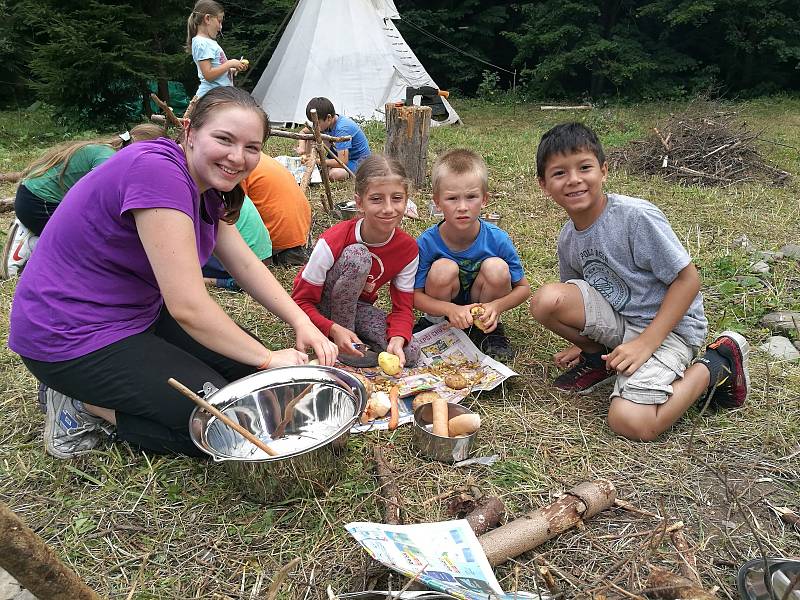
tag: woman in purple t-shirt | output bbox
[8,87,338,458]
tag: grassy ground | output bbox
[0,97,798,599]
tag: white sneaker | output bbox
[40,384,108,459]
[1,219,38,278]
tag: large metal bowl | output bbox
[189,365,367,503]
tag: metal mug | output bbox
[412,403,479,463]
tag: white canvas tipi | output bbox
[251,0,460,126]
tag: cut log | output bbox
[0,501,100,600]
[0,172,22,183]
[644,567,716,599]
[0,197,14,213]
[478,479,616,566]
[384,104,431,188]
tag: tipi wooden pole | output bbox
[384,103,432,189]
[0,501,101,600]
[309,109,334,213]
[299,146,318,195]
[478,479,616,567]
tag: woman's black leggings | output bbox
[14,184,58,236]
[22,308,260,456]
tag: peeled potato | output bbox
[360,391,391,424]
[448,413,481,437]
[241,58,250,66]
[378,351,401,376]
[444,373,468,390]
[470,305,487,332]
[412,391,440,411]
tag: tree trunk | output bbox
[157,78,170,108]
[478,479,616,567]
[384,104,432,189]
[0,501,100,600]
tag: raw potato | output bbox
[360,391,391,424]
[448,413,481,437]
[470,305,487,332]
[378,351,402,376]
[412,391,440,411]
[444,373,469,390]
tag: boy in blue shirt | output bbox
[296,97,371,180]
[529,122,750,441]
[414,149,531,360]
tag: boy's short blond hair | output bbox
[432,148,488,195]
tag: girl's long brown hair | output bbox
[354,154,411,197]
[183,87,270,224]
[21,123,165,190]
[186,0,224,53]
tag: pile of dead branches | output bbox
[610,104,791,187]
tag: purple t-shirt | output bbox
[9,138,223,362]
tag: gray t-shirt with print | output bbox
[558,193,708,347]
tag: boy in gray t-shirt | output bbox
[529,122,750,441]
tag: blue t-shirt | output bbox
[192,36,232,98]
[415,220,525,302]
[327,115,371,172]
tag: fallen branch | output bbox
[540,105,592,110]
[0,197,14,213]
[149,94,183,129]
[643,567,715,600]
[373,446,402,525]
[478,479,616,566]
[615,498,663,519]
[0,501,101,600]
[670,528,699,584]
[266,556,301,600]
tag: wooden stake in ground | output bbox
[384,103,432,189]
[478,479,617,566]
[309,108,334,213]
[0,501,101,600]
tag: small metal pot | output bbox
[190,366,367,503]
[412,403,478,463]
[336,201,361,220]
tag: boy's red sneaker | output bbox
[705,330,750,408]
[553,353,616,395]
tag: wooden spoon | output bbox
[168,378,278,457]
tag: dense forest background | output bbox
[1,0,798,125]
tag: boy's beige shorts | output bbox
[568,279,698,405]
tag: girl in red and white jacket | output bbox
[292,155,420,367]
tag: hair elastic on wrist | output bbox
[258,350,272,370]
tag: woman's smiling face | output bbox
[185,105,264,193]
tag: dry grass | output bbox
[0,97,799,599]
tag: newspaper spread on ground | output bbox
[345,520,543,599]
[350,323,518,433]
